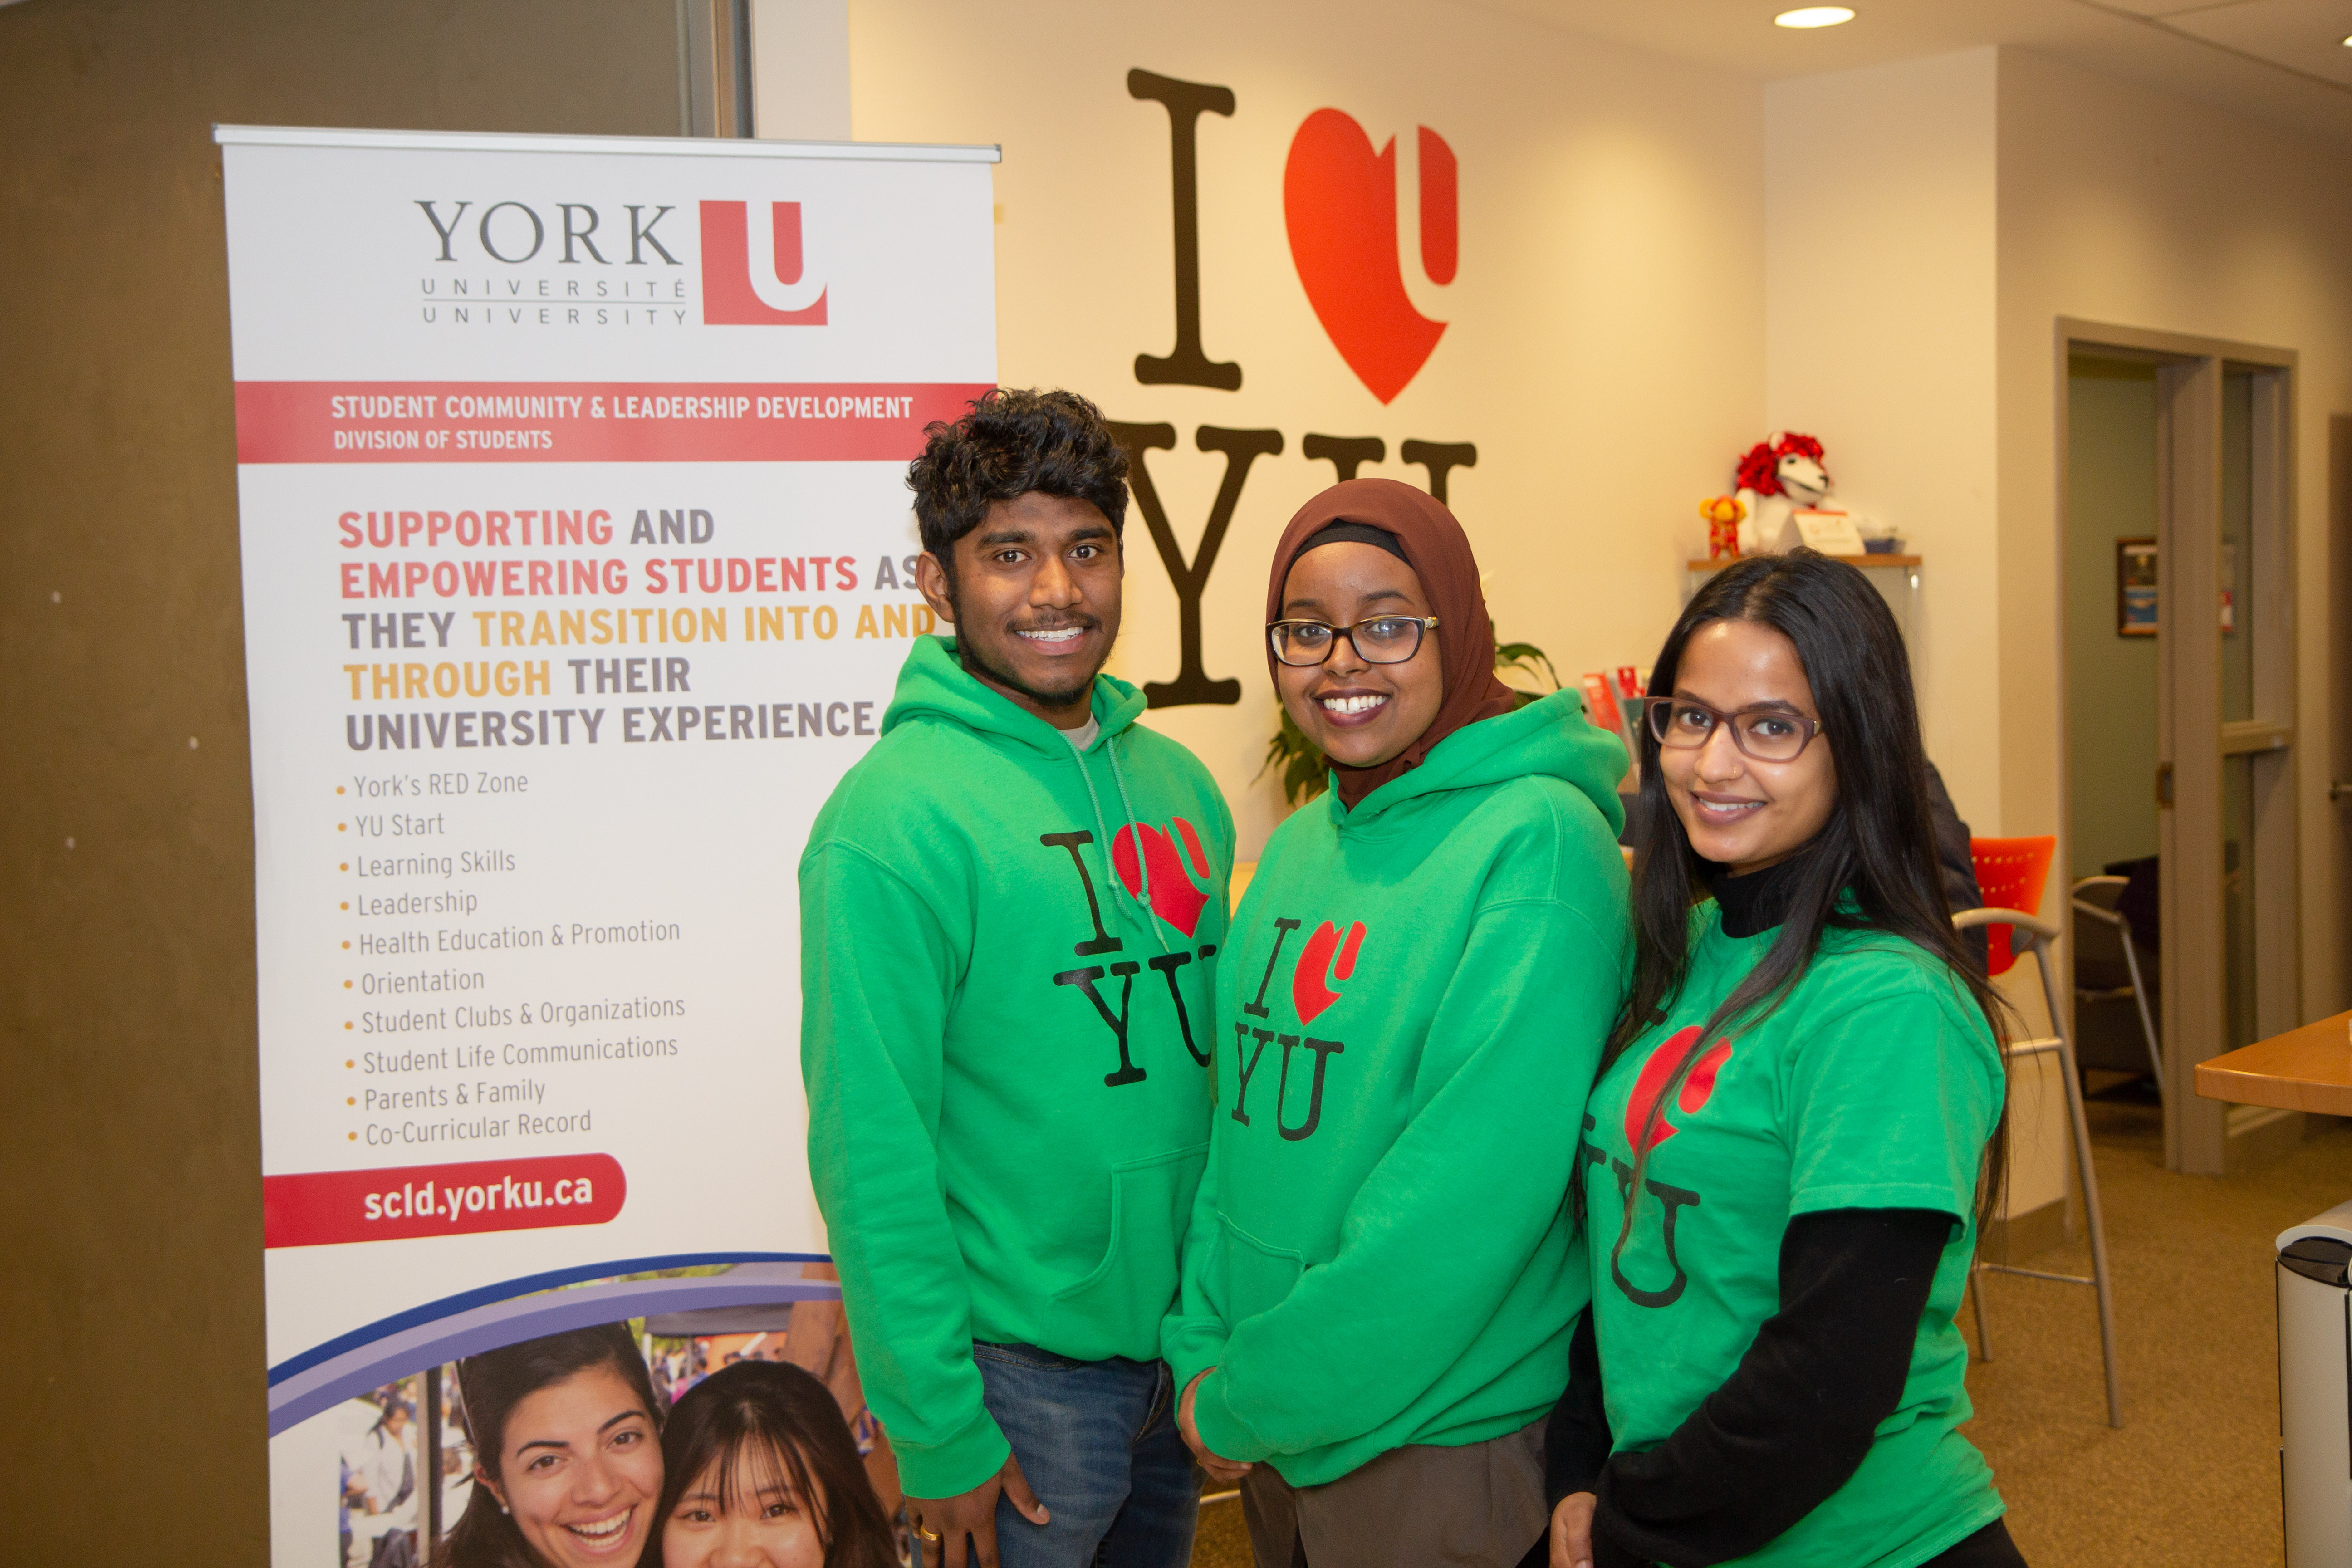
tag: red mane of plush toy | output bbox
[1733,431,1826,497]
[1735,441,1781,495]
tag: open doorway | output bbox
[2059,322,2301,1175]
[2063,356,2164,1119]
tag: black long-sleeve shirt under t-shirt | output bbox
[1545,1208,1951,1568]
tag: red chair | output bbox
[1969,836,2056,975]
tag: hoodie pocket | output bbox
[1216,1216,1307,1326]
[1044,1142,1208,1352]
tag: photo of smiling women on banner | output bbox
[441,1323,666,1568]
[651,1358,898,1568]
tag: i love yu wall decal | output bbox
[1122,69,1476,708]
[1283,110,1456,404]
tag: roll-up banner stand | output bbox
[215,124,997,1563]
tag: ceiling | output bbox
[1472,0,2352,145]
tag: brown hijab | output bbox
[1265,479,1517,809]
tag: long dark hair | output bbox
[642,1359,896,1568]
[443,1323,663,1568]
[1605,551,2010,1258]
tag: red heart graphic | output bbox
[1112,818,1211,936]
[1284,110,1450,404]
[1625,1026,1734,1155]
[1291,919,1366,1023]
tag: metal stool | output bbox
[1954,906,2123,1428]
[2069,874,2164,1104]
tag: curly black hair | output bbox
[905,388,1130,582]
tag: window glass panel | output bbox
[2220,368,2255,723]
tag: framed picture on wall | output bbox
[2117,538,2157,636]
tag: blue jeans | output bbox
[963,1341,1197,1568]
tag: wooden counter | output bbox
[2195,1011,2352,1116]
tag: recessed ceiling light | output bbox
[2341,32,2352,45]
[1777,6,1856,26]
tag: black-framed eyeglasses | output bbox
[1267,615,1441,668]
[1642,696,1825,762]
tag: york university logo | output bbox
[1581,1026,1734,1309]
[409,197,828,328]
[416,198,684,266]
[1226,914,1367,1143]
[698,200,828,325]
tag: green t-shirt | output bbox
[1580,906,2007,1568]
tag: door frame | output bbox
[2055,318,2299,1174]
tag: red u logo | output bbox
[698,200,829,325]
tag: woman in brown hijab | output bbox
[1161,480,1632,1567]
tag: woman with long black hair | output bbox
[1546,550,2022,1568]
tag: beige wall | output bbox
[752,0,852,139]
[1996,45,2352,1019]
[849,0,1766,854]
[1764,48,2002,833]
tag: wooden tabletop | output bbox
[2195,1011,2352,1115]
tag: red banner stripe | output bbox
[264,1154,627,1248]
[233,381,992,464]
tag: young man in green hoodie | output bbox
[801,389,1233,1568]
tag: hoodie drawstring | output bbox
[1072,730,1169,956]
[1105,735,1169,956]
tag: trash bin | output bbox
[2279,1198,2352,1567]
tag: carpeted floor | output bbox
[1186,1093,2352,1568]
[1961,1093,2348,1568]
[1195,1490,1252,1568]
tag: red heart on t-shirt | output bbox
[1625,1026,1734,1155]
[1291,919,1367,1023]
[1284,110,1451,405]
[1112,818,1211,937]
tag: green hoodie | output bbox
[1162,687,1628,1486]
[801,636,1233,1498]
